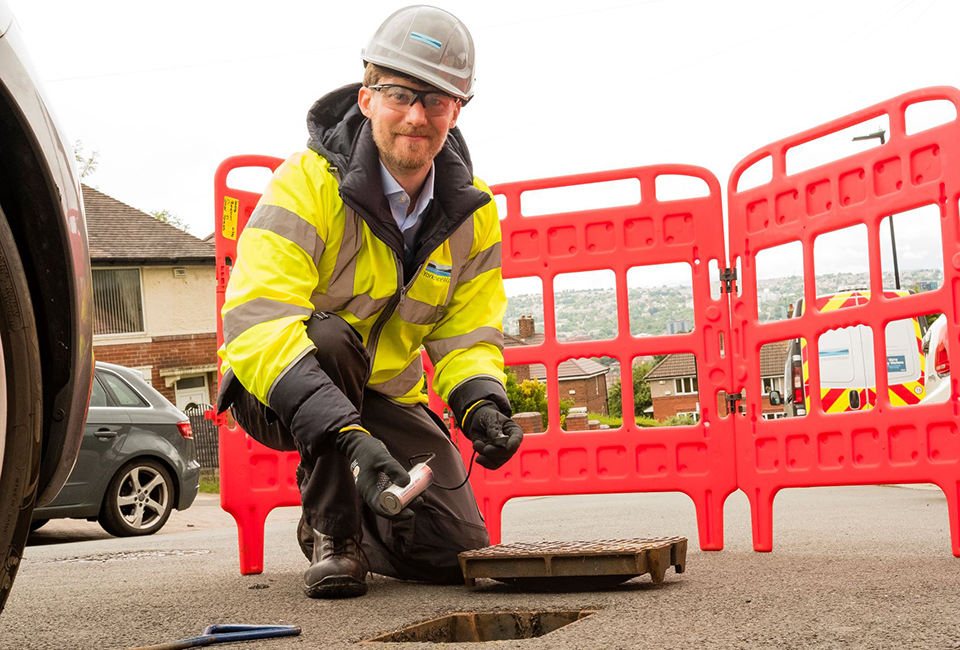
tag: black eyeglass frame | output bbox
[368,84,460,113]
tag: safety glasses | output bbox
[369,84,459,116]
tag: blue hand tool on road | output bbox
[125,624,301,649]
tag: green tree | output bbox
[73,140,99,180]
[505,371,572,427]
[150,208,190,233]
[608,360,655,418]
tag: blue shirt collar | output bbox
[379,161,435,221]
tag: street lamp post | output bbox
[852,128,900,290]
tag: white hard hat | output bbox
[362,5,476,101]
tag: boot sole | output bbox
[303,575,368,599]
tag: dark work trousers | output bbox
[226,311,490,584]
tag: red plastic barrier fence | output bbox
[727,86,960,554]
[214,86,960,574]
[480,166,738,547]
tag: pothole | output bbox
[41,549,210,564]
[364,610,595,643]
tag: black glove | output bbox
[335,426,423,520]
[462,400,523,470]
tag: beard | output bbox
[371,120,447,173]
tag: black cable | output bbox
[408,451,476,491]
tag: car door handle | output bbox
[94,427,119,438]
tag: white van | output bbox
[779,290,926,416]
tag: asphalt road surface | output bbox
[2,485,958,649]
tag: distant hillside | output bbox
[504,269,942,338]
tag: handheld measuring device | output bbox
[378,458,434,516]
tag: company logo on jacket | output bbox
[424,260,452,283]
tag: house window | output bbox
[675,410,700,421]
[93,268,144,336]
[674,377,698,394]
[762,377,784,395]
[762,412,786,420]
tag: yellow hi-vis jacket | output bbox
[218,84,508,441]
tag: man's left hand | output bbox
[462,400,523,469]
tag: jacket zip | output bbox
[366,253,426,365]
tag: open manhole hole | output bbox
[364,610,595,643]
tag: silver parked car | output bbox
[31,362,201,536]
[0,2,94,613]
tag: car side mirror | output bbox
[768,390,783,406]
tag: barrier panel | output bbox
[727,86,960,554]
[480,166,738,547]
[213,155,299,574]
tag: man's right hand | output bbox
[462,400,523,469]
[335,426,422,520]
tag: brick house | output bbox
[645,341,789,421]
[504,315,610,415]
[84,185,218,410]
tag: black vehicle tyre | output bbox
[28,519,48,533]
[99,458,174,537]
[0,204,42,616]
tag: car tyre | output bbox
[98,459,174,537]
[0,204,42,615]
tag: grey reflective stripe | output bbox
[223,297,314,345]
[446,217,474,303]
[326,205,363,297]
[311,292,350,314]
[459,242,502,285]
[373,356,425,397]
[312,291,393,321]
[398,296,443,325]
[247,204,325,268]
[424,326,504,363]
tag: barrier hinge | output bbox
[204,408,227,426]
[720,267,738,294]
[725,392,744,413]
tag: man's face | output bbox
[358,75,461,175]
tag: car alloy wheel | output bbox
[99,459,174,537]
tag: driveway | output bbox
[3,485,958,649]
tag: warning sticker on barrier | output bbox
[222,196,239,240]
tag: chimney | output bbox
[518,315,535,339]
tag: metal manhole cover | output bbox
[458,538,686,589]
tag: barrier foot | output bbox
[942,480,960,558]
[483,498,505,546]
[691,489,725,551]
[227,504,269,575]
[748,487,776,552]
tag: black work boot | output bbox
[297,515,313,560]
[302,527,368,599]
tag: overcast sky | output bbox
[7,0,956,291]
